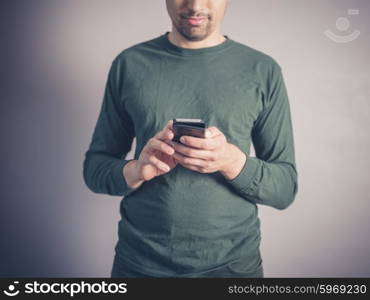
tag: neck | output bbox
[168,29,226,49]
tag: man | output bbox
[83,0,298,278]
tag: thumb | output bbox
[205,126,221,138]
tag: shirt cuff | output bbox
[112,158,139,197]
[225,156,261,194]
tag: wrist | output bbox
[220,144,247,181]
[123,160,145,189]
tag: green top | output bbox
[83,31,298,277]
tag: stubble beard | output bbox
[175,17,214,41]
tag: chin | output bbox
[184,34,207,41]
[179,28,210,41]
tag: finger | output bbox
[165,119,174,130]
[172,152,208,168]
[179,135,216,150]
[163,128,174,141]
[172,141,213,160]
[205,126,222,138]
[155,120,174,141]
[181,127,225,150]
[161,119,174,133]
[148,138,175,155]
[155,128,174,142]
[148,155,171,172]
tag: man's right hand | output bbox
[123,120,177,189]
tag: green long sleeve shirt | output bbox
[83,31,298,277]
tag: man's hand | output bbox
[171,127,247,180]
[123,120,177,188]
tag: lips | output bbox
[186,17,206,26]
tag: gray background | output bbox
[1,0,369,277]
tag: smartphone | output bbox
[172,118,207,143]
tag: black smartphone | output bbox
[172,118,207,143]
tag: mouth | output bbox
[183,16,208,26]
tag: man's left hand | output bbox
[171,127,247,180]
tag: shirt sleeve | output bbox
[225,62,298,210]
[83,56,138,197]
